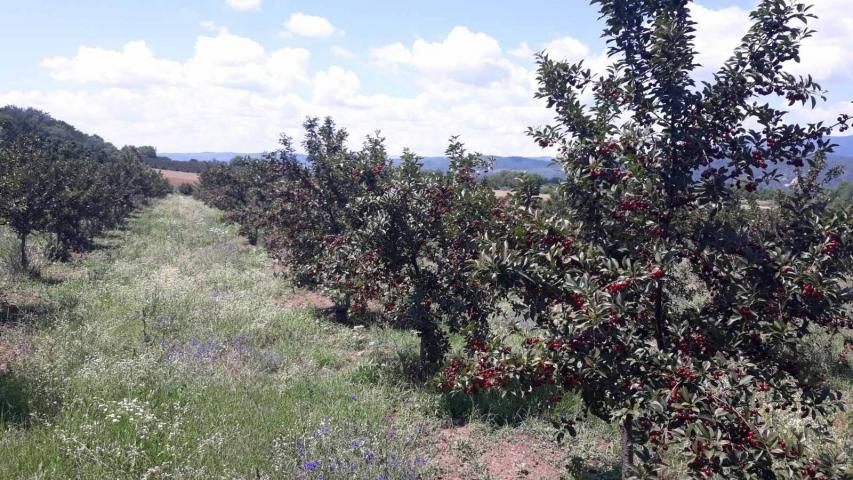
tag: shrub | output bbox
[196,156,278,245]
[177,183,194,196]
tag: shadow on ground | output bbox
[566,457,621,480]
[1,293,59,326]
[0,372,34,425]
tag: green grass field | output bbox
[0,195,849,479]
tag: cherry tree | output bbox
[446,1,852,478]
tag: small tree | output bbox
[330,139,498,373]
[0,131,67,270]
[449,1,852,478]
[263,117,376,322]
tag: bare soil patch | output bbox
[278,289,335,310]
[480,433,565,480]
[431,424,567,480]
[156,169,200,186]
[433,424,479,480]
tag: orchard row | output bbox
[0,106,170,269]
[195,0,853,476]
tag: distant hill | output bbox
[162,152,265,162]
[830,135,853,156]
[773,154,853,186]
[0,105,119,160]
[420,155,564,178]
[160,136,853,181]
[163,151,564,178]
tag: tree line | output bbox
[138,146,221,174]
[0,106,170,270]
[195,1,853,477]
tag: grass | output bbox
[1,195,848,479]
[0,195,617,479]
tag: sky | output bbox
[0,0,851,156]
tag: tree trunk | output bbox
[653,282,666,350]
[19,231,28,271]
[333,295,350,324]
[417,317,447,377]
[54,230,70,262]
[620,417,635,480]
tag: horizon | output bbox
[2,0,852,156]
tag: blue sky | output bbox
[1,0,850,155]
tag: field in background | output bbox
[156,169,199,186]
[0,195,628,479]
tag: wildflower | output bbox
[302,460,320,471]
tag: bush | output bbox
[177,183,194,196]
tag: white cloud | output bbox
[331,45,356,60]
[41,41,184,87]
[511,35,613,78]
[226,0,260,11]
[41,34,310,93]
[788,0,853,82]
[200,20,228,34]
[689,3,751,78]
[372,26,521,86]
[12,8,850,159]
[19,25,557,155]
[542,37,589,63]
[508,42,533,59]
[284,13,337,38]
[313,66,361,104]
